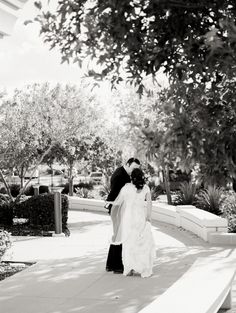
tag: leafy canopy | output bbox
[34,0,236,91]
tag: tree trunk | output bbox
[69,177,73,196]
[68,162,74,196]
[20,166,24,189]
[50,165,54,188]
[16,144,55,202]
[162,164,172,205]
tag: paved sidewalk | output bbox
[1,210,236,313]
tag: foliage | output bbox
[34,0,236,91]
[33,1,236,187]
[127,77,236,188]
[9,184,21,198]
[0,185,49,197]
[99,180,111,200]
[0,193,10,204]
[61,182,94,194]
[0,187,7,194]
[0,203,13,226]
[0,82,99,201]
[0,262,29,282]
[221,190,236,233]
[0,230,11,260]
[148,181,164,200]
[38,185,50,194]
[0,185,22,198]
[173,181,198,205]
[13,194,68,231]
[75,187,93,199]
[161,80,236,186]
[24,185,49,196]
[44,138,89,178]
[86,137,123,175]
[195,185,225,215]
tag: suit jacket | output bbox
[106,166,131,212]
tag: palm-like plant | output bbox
[195,185,225,215]
[99,179,111,200]
[174,181,198,205]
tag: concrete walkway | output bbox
[1,210,236,313]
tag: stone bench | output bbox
[152,202,177,225]
[177,206,228,241]
[138,257,236,313]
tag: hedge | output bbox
[24,185,49,196]
[13,193,68,231]
[0,185,49,197]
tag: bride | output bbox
[110,168,155,278]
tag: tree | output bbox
[106,84,177,203]
[86,136,123,175]
[34,0,236,91]
[136,77,236,188]
[0,82,100,202]
[44,138,91,196]
[163,78,236,187]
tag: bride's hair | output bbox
[131,168,146,190]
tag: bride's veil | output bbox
[110,184,135,245]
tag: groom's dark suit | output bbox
[106,166,131,273]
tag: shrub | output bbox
[195,185,225,215]
[13,193,68,231]
[148,181,164,200]
[24,185,49,196]
[173,181,198,205]
[24,185,36,196]
[9,184,20,197]
[0,203,13,226]
[0,187,7,194]
[39,185,50,194]
[221,191,236,233]
[61,182,94,194]
[75,187,94,198]
[0,194,10,205]
[99,181,110,200]
[0,230,11,260]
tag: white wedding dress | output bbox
[111,183,155,278]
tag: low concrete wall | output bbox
[68,196,106,213]
[68,196,235,245]
[153,202,229,243]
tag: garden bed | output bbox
[1,223,70,237]
[0,261,33,281]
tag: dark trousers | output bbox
[106,244,124,272]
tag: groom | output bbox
[105,157,140,273]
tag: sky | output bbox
[0,0,84,92]
[0,0,168,94]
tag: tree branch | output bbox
[0,169,14,202]
[16,143,55,202]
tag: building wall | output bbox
[0,0,28,37]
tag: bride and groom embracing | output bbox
[105,158,155,278]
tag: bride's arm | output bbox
[145,187,152,222]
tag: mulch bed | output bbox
[3,224,53,237]
[1,223,70,237]
[0,261,33,281]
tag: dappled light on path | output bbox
[1,210,236,313]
